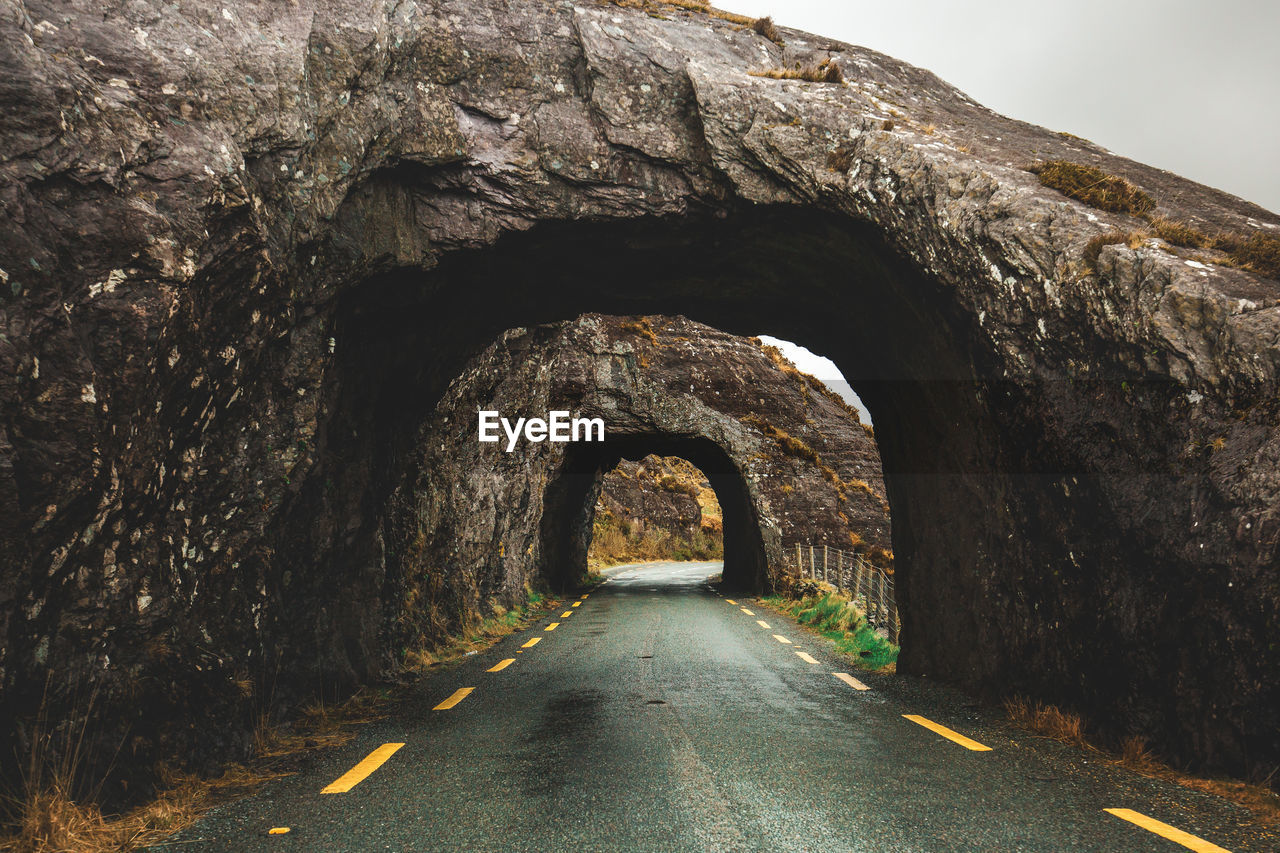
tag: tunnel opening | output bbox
[256,199,1261,775]
[587,455,724,570]
[305,200,1092,713]
[540,436,768,593]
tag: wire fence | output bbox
[784,542,899,644]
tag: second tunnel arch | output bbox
[540,435,771,592]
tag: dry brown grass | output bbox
[741,414,821,464]
[611,0,755,26]
[1082,230,1148,270]
[1004,697,1280,826]
[618,316,660,347]
[826,147,855,173]
[751,15,783,45]
[1004,697,1087,747]
[750,59,844,84]
[1031,160,1155,216]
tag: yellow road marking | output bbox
[580,594,589,599]
[321,742,405,793]
[522,637,542,648]
[772,634,792,644]
[572,601,581,607]
[902,714,991,751]
[740,607,755,615]
[1104,809,1231,853]
[795,651,818,664]
[487,658,516,672]
[833,672,870,691]
[561,611,573,618]
[546,622,560,631]
[756,620,771,629]
[268,827,290,835]
[725,599,737,605]
[433,688,475,710]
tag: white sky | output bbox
[757,335,872,425]
[721,0,1280,214]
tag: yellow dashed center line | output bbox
[580,594,589,599]
[725,599,738,605]
[572,601,581,607]
[561,611,573,618]
[268,827,290,835]
[487,658,516,672]
[795,651,818,664]
[833,672,870,691]
[772,634,792,644]
[522,637,542,648]
[321,742,405,793]
[902,714,991,751]
[545,622,560,631]
[739,607,755,616]
[756,620,771,629]
[433,687,475,711]
[1104,809,1231,853]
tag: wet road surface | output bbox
[154,561,1277,852]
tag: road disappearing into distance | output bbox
[156,562,1274,852]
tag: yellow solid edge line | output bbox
[833,672,870,691]
[740,607,755,615]
[756,620,771,629]
[795,651,818,664]
[487,658,516,672]
[321,742,406,793]
[561,611,573,618]
[902,714,992,751]
[433,687,475,711]
[772,634,792,644]
[522,637,542,648]
[725,599,737,605]
[572,601,581,607]
[545,622,560,631]
[268,827,291,835]
[1104,809,1231,853]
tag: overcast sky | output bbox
[723,0,1280,214]
[750,1,1277,424]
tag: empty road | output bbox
[154,561,1276,852]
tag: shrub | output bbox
[1031,160,1155,215]
[750,58,844,84]
[751,15,783,45]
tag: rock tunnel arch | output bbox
[318,202,1220,770]
[540,435,770,592]
[5,0,1279,797]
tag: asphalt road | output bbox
[154,561,1277,852]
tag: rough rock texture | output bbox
[597,456,708,544]
[386,313,888,654]
[2,0,1279,791]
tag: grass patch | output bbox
[761,590,898,671]
[1004,697,1280,825]
[0,685,394,853]
[749,59,844,84]
[588,506,723,569]
[1031,160,1155,216]
[618,316,660,347]
[400,588,554,672]
[750,15,783,45]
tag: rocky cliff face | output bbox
[2,0,1279,790]
[596,456,710,546]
